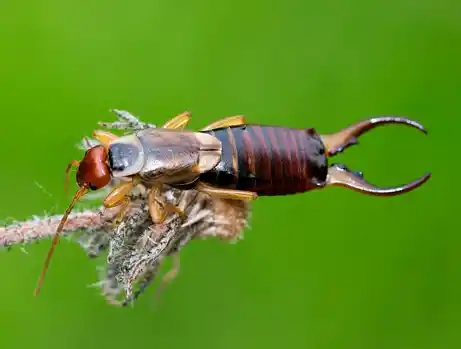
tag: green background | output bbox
[0,1,457,348]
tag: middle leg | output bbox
[147,184,185,224]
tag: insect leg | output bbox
[148,185,185,224]
[102,177,141,223]
[92,130,119,147]
[162,111,191,130]
[196,182,258,201]
[200,115,246,131]
[148,187,167,224]
[154,253,180,302]
[112,197,131,226]
[64,160,80,193]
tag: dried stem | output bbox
[0,206,131,248]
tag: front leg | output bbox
[92,130,119,147]
[64,160,80,193]
[103,177,141,223]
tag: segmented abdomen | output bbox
[199,125,329,195]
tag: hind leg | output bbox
[154,253,181,302]
[200,115,246,131]
[162,111,191,130]
[196,182,258,201]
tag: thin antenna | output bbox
[34,185,89,296]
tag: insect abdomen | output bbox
[200,125,329,195]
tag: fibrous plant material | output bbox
[0,110,251,306]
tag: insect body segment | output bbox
[200,126,328,195]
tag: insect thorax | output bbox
[108,135,145,177]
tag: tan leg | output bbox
[103,179,137,208]
[148,188,167,224]
[64,160,80,193]
[147,185,185,224]
[92,130,119,147]
[196,182,258,200]
[103,177,141,225]
[200,115,246,131]
[162,111,191,130]
[112,197,131,226]
[155,253,180,302]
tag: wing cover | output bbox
[136,128,221,183]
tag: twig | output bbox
[0,208,115,248]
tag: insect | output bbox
[34,112,430,295]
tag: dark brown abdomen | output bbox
[199,125,328,195]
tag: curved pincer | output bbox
[320,116,427,156]
[320,116,431,196]
[326,164,431,196]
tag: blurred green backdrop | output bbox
[0,0,458,348]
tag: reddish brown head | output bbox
[77,145,111,190]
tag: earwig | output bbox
[34,112,430,296]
